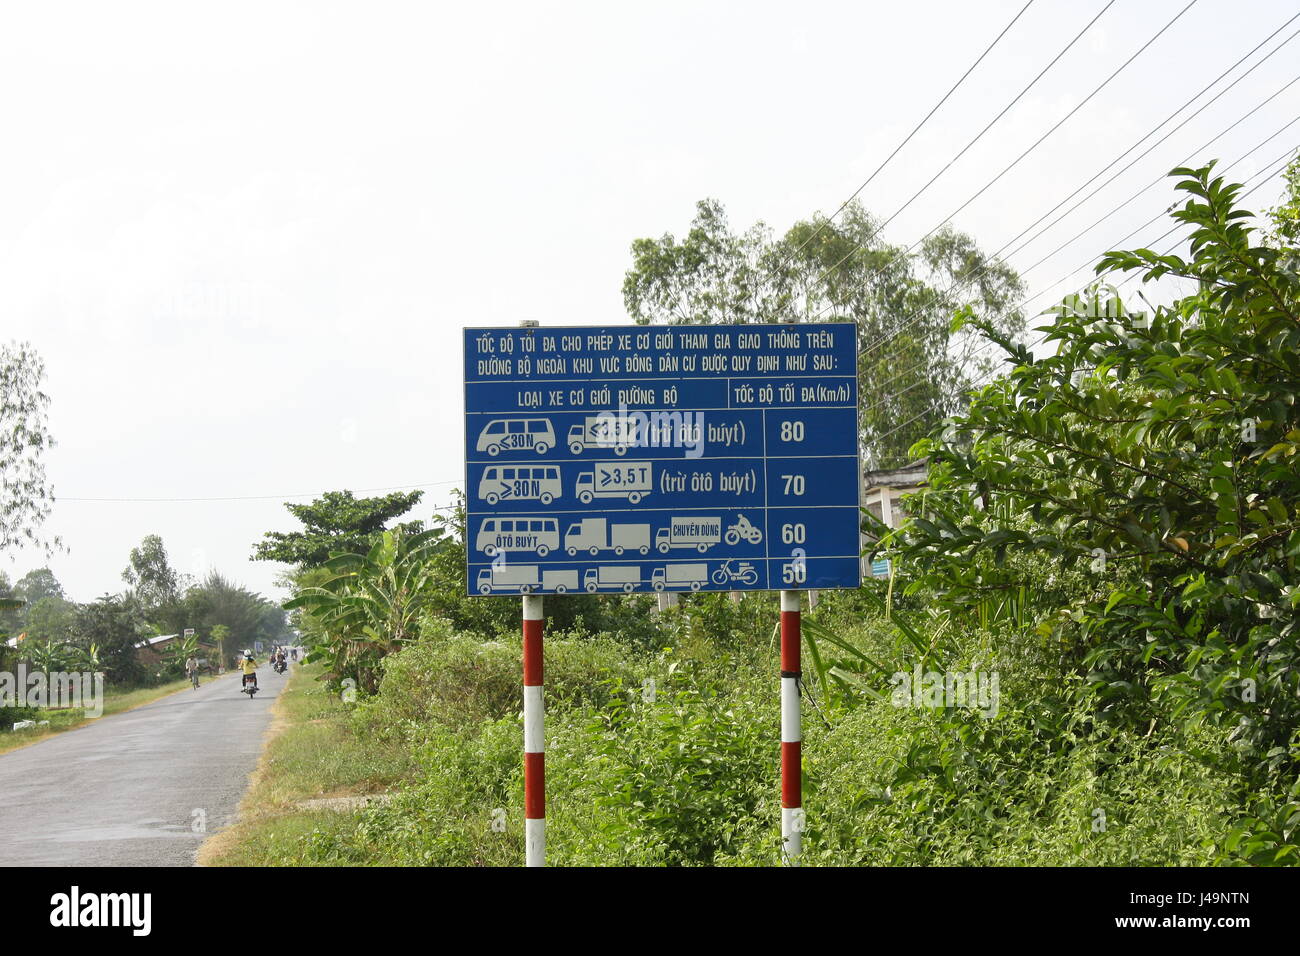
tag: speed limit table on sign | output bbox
[462,323,861,596]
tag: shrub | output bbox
[353,620,643,739]
[0,705,39,730]
[549,660,775,866]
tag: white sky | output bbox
[2,0,1297,602]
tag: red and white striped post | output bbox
[780,589,802,865]
[523,594,545,866]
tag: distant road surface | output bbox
[0,664,282,866]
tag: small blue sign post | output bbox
[463,323,861,595]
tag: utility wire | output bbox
[1012,115,1300,286]
[996,30,1300,269]
[838,10,1299,370]
[858,110,1300,404]
[801,0,1116,296]
[57,479,464,504]
[782,0,1036,263]
[869,140,1299,448]
[988,143,1299,363]
[1117,142,1300,282]
[858,72,1300,370]
[814,0,1199,295]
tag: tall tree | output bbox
[182,571,289,665]
[73,594,148,685]
[0,342,57,554]
[0,571,20,636]
[623,199,1025,466]
[251,489,425,569]
[13,567,64,607]
[122,534,183,620]
[1266,154,1299,250]
[894,165,1300,859]
[24,595,77,644]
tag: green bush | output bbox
[790,693,1243,866]
[547,660,775,866]
[0,705,39,730]
[352,620,644,739]
[333,719,524,866]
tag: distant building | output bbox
[862,459,928,579]
[863,460,929,530]
[133,633,180,668]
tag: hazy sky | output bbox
[2,0,1297,603]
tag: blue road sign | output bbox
[463,324,861,595]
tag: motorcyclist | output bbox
[240,652,258,690]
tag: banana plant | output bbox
[800,586,955,712]
[166,632,200,671]
[71,642,102,672]
[24,639,71,682]
[284,527,445,692]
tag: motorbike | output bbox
[723,514,763,546]
[712,559,759,586]
[273,658,287,675]
[242,674,259,699]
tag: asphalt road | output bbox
[0,663,284,866]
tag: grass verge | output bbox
[0,673,224,756]
[198,661,414,866]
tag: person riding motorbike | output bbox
[240,652,258,690]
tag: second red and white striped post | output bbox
[781,589,802,865]
[523,594,545,866]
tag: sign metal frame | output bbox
[463,322,862,597]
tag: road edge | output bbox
[0,670,241,758]
[193,665,297,866]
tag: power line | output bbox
[783,0,1036,263]
[804,0,1116,294]
[56,479,464,504]
[849,0,1202,283]
[1032,139,1300,304]
[810,0,1188,300]
[859,64,1300,369]
[996,28,1300,268]
[1014,113,1300,286]
[860,119,1288,394]
[869,139,1298,450]
[970,145,1296,364]
[836,11,1297,366]
[1118,142,1300,275]
[988,144,1298,364]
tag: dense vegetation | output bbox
[253,161,1300,866]
[623,199,1026,467]
[1,535,291,701]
